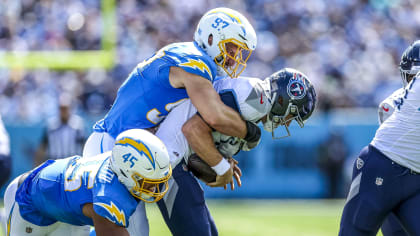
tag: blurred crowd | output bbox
[0,0,420,123]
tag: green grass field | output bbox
[0,199,384,236]
[146,199,383,236]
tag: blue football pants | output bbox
[157,162,218,236]
[339,145,420,236]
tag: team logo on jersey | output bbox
[287,78,306,99]
[356,157,364,170]
[116,137,155,169]
[95,201,126,226]
[179,59,212,79]
[375,177,383,186]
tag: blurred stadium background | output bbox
[1,0,419,235]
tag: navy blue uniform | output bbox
[157,162,217,236]
[339,145,420,235]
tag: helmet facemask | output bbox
[194,8,257,78]
[263,68,316,139]
[399,64,420,87]
[399,40,420,87]
[265,102,305,139]
[130,167,172,203]
[215,38,252,78]
[110,129,172,204]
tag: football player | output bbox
[82,8,259,236]
[154,68,316,236]
[3,129,171,236]
[83,7,260,162]
[339,42,420,235]
[376,41,420,236]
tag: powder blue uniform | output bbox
[94,42,218,138]
[15,153,138,228]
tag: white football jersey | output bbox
[0,115,10,156]
[371,77,420,172]
[378,88,404,125]
[155,76,271,166]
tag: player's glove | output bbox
[243,121,261,150]
[213,132,245,157]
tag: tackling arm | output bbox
[170,66,247,138]
[182,114,239,188]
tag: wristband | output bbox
[211,158,230,176]
[244,121,261,143]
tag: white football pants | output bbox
[3,175,91,236]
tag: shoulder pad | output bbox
[242,78,271,122]
[94,201,128,227]
[164,42,217,81]
[378,88,403,124]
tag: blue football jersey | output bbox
[94,42,218,138]
[15,153,139,227]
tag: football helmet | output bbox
[110,129,172,203]
[400,40,420,87]
[194,7,257,78]
[263,68,316,139]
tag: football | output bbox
[187,153,217,183]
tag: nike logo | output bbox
[382,106,389,112]
[260,93,264,104]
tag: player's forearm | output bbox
[182,115,224,167]
[183,74,248,139]
[209,106,248,138]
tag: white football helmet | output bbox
[194,7,257,78]
[110,129,172,203]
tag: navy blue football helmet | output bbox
[264,68,316,139]
[400,40,420,87]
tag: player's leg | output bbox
[48,222,91,236]
[4,175,54,236]
[339,145,403,236]
[126,201,149,236]
[82,132,115,158]
[392,175,420,235]
[0,154,11,188]
[380,213,408,236]
[3,175,18,230]
[157,162,218,236]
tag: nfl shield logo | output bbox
[26,227,33,233]
[356,157,364,170]
[375,177,383,186]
